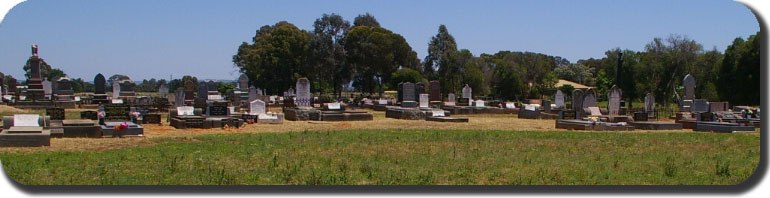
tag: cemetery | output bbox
[0,3,761,186]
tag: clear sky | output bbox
[0,0,759,81]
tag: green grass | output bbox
[0,129,759,185]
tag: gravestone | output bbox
[42,80,52,98]
[46,108,65,120]
[80,111,98,120]
[238,74,249,90]
[475,100,485,107]
[158,84,169,97]
[177,106,195,116]
[692,99,709,113]
[682,74,696,100]
[402,82,416,102]
[644,93,655,114]
[582,88,597,109]
[55,77,74,95]
[608,86,622,116]
[249,99,266,115]
[175,89,185,107]
[555,90,565,108]
[429,81,441,101]
[419,94,429,108]
[183,79,195,101]
[572,89,584,118]
[447,93,456,103]
[248,86,258,102]
[198,83,208,99]
[103,104,131,121]
[7,77,17,95]
[94,74,106,94]
[397,83,404,102]
[112,81,120,99]
[415,82,426,95]
[207,101,229,116]
[542,100,551,113]
[462,84,472,99]
[296,78,311,107]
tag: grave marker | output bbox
[249,100,266,115]
[296,78,311,107]
[582,88,597,109]
[608,85,622,116]
[112,81,121,99]
[555,90,564,108]
[419,94,429,108]
[429,81,441,101]
[462,84,472,99]
[682,74,696,100]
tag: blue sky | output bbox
[0,0,759,81]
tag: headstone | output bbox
[378,99,388,105]
[42,80,52,98]
[429,80,441,101]
[431,110,445,117]
[555,90,565,108]
[572,89,584,118]
[177,106,195,116]
[296,78,311,107]
[55,77,74,95]
[207,101,229,116]
[447,93,456,103]
[462,84,472,99]
[94,74,106,94]
[588,106,602,116]
[238,74,249,90]
[524,104,537,111]
[103,104,131,121]
[402,82,416,102]
[644,93,655,113]
[13,114,40,127]
[397,83,404,102]
[505,102,516,109]
[415,82,426,95]
[248,86,258,102]
[158,84,169,97]
[682,74,696,100]
[183,79,195,101]
[174,89,185,107]
[692,99,709,113]
[608,85,622,116]
[111,99,123,104]
[582,88,597,109]
[542,100,551,113]
[475,100,485,107]
[207,95,223,100]
[112,81,120,99]
[198,83,208,99]
[326,102,342,110]
[419,94,429,108]
[46,108,65,120]
[249,100,266,115]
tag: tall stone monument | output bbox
[295,78,311,107]
[608,86,622,116]
[92,73,109,104]
[429,80,441,102]
[25,44,45,100]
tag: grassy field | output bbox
[0,129,759,185]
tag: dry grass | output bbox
[0,105,755,153]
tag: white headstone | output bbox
[207,95,223,100]
[13,114,40,127]
[475,100,485,107]
[42,80,52,97]
[228,106,236,114]
[378,99,388,105]
[269,96,276,102]
[431,110,445,117]
[462,85,472,99]
[111,99,123,104]
[419,94,429,108]
[505,102,516,109]
[250,100,266,115]
[555,90,565,108]
[326,102,341,110]
[177,106,194,116]
[447,93,456,103]
[588,106,602,116]
[112,81,121,99]
[74,96,81,102]
[608,86,622,116]
[158,84,169,96]
[645,93,655,113]
[524,104,537,111]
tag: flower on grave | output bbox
[131,112,141,118]
[97,111,105,118]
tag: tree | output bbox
[554,64,594,85]
[45,68,66,81]
[462,61,484,96]
[718,32,760,105]
[343,26,420,94]
[310,13,352,98]
[353,13,380,27]
[389,68,424,89]
[233,21,311,95]
[22,57,52,81]
[217,82,236,95]
[558,84,575,99]
[424,25,459,90]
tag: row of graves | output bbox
[282,78,373,122]
[673,74,758,133]
[382,81,468,122]
[555,85,669,131]
[168,79,244,129]
[0,104,147,147]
